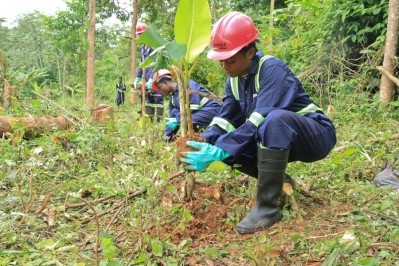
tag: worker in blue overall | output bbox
[134,22,164,122]
[180,12,336,234]
[115,76,126,106]
[152,69,222,142]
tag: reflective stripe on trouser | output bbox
[222,109,336,176]
[248,103,322,127]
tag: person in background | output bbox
[180,12,336,234]
[116,76,126,107]
[134,22,164,122]
[152,69,222,142]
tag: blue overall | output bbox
[115,82,126,106]
[136,45,163,106]
[165,80,222,139]
[201,52,336,177]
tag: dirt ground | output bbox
[148,178,354,266]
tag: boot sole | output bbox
[235,213,282,234]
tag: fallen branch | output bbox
[31,91,83,124]
[371,242,399,251]
[294,177,324,205]
[82,188,147,225]
[34,193,53,214]
[48,205,56,227]
[363,211,399,226]
[105,205,126,231]
[65,195,115,209]
[366,133,399,144]
[334,133,399,152]
[168,170,185,181]
[376,66,399,87]
[78,197,100,266]
[307,231,344,240]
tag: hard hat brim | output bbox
[207,47,241,61]
[207,40,253,61]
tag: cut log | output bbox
[90,104,114,123]
[0,116,74,138]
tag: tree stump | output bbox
[91,104,114,123]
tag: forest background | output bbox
[0,0,398,265]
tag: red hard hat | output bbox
[152,69,173,90]
[136,22,148,35]
[207,12,259,61]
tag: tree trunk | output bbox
[0,116,74,138]
[130,0,139,105]
[0,56,7,108]
[172,66,187,137]
[269,0,275,27]
[141,68,146,117]
[91,104,114,123]
[2,78,10,109]
[86,0,96,109]
[379,0,399,103]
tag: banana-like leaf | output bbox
[165,42,186,61]
[174,0,211,63]
[138,42,186,69]
[137,25,168,49]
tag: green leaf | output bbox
[31,99,41,106]
[207,161,229,171]
[165,42,186,61]
[182,207,192,222]
[55,245,78,252]
[100,234,118,260]
[35,239,58,250]
[137,26,168,49]
[151,239,164,257]
[174,0,211,63]
[202,247,219,257]
[134,252,148,263]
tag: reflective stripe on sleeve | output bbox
[296,103,322,115]
[166,117,177,122]
[190,97,209,110]
[248,112,264,127]
[208,117,236,133]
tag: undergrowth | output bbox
[0,93,398,265]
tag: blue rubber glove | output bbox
[180,141,231,172]
[134,77,142,88]
[146,78,153,90]
[166,121,179,130]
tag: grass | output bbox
[0,92,398,265]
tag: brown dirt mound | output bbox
[174,133,204,161]
[149,179,354,251]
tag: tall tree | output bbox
[86,0,96,109]
[379,0,399,103]
[130,0,139,105]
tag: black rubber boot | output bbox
[155,107,164,123]
[236,144,289,234]
[145,106,155,122]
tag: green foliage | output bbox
[174,0,211,64]
[190,54,226,95]
[267,0,390,99]
[1,90,399,264]
[2,0,399,264]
